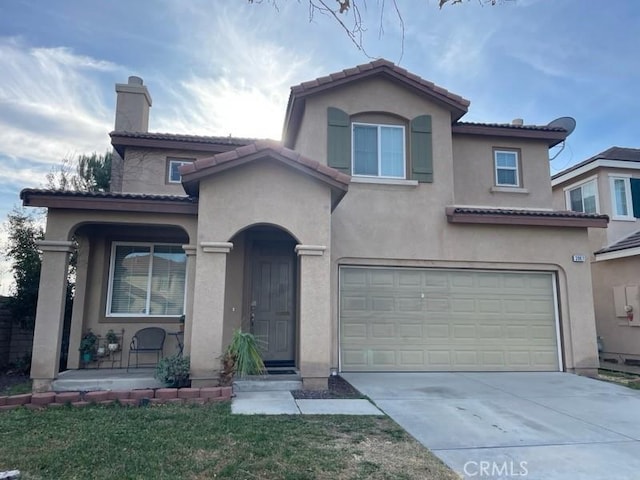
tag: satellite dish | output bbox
[547,116,576,136]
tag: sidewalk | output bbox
[231,390,383,415]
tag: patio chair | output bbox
[127,327,166,371]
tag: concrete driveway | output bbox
[342,372,640,480]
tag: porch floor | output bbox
[52,368,164,392]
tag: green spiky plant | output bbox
[223,329,266,381]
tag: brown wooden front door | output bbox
[249,240,296,364]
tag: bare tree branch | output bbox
[250,0,503,63]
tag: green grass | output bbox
[1,379,32,396]
[0,403,458,480]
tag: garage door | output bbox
[340,267,560,372]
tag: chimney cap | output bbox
[128,76,144,85]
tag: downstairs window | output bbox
[107,243,186,317]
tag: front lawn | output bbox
[0,403,458,479]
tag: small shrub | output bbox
[224,329,266,379]
[156,354,190,387]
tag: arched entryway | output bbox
[230,225,298,368]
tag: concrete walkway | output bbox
[343,372,640,480]
[231,390,383,415]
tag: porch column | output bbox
[182,244,197,357]
[67,235,90,369]
[296,244,330,390]
[31,240,74,392]
[189,241,232,387]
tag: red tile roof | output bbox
[20,189,196,202]
[20,189,198,214]
[180,140,350,202]
[283,58,471,147]
[290,59,470,109]
[596,229,640,255]
[110,131,257,145]
[446,206,609,228]
[454,122,567,132]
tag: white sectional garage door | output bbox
[339,267,560,372]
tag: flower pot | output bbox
[97,347,106,356]
[108,343,120,352]
[82,352,92,364]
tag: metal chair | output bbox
[127,327,166,371]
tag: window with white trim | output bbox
[107,243,186,317]
[352,123,405,178]
[494,150,519,187]
[167,158,194,183]
[566,179,598,214]
[610,176,634,220]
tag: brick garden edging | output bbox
[0,386,232,411]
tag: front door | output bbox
[249,239,296,365]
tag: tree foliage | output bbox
[46,151,112,192]
[5,208,44,329]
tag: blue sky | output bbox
[0,0,639,293]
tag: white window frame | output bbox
[494,150,520,187]
[563,175,600,214]
[351,122,406,179]
[609,174,635,221]
[167,158,194,184]
[106,242,187,317]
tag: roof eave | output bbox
[445,208,608,228]
[452,124,567,147]
[109,132,251,156]
[21,191,198,215]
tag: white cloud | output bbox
[151,2,317,139]
[0,38,116,167]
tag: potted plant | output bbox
[155,354,191,388]
[220,329,266,385]
[106,329,120,352]
[79,331,98,364]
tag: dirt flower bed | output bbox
[292,375,364,399]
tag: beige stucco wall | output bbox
[453,136,553,209]
[331,188,599,373]
[192,159,333,382]
[121,148,214,195]
[43,209,197,369]
[591,257,640,355]
[293,76,454,196]
[552,167,640,251]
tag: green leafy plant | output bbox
[155,354,190,388]
[79,331,97,355]
[105,329,118,344]
[223,329,266,380]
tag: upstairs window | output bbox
[352,123,405,178]
[167,158,194,184]
[610,176,635,220]
[566,179,598,214]
[609,174,640,221]
[494,150,520,187]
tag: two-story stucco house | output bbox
[552,147,640,365]
[22,59,608,392]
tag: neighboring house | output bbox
[552,147,640,365]
[22,59,608,392]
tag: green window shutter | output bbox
[410,115,433,183]
[327,107,351,175]
[630,178,640,218]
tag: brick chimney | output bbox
[114,76,152,132]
